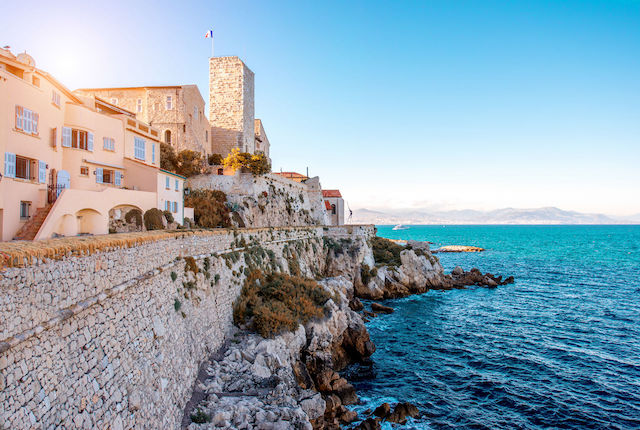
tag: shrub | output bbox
[160,142,178,172]
[190,409,210,424]
[233,270,331,338]
[175,150,206,177]
[170,271,177,282]
[222,148,271,175]
[360,263,378,285]
[208,153,223,165]
[143,208,165,231]
[174,298,182,311]
[184,189,231,228]
[371,236,405,267]
[124,209,142,227]
[163,210,174,224]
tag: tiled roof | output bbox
[322,190,342,198]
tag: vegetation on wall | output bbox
[124,209,143,228]
[371,236,406,267]
[222,148,271,175]
[163,210,174,224]
[160,143,205,177]
[143,208,165,231]
[184,189,231,228]
[233,270,331,338]
[208,153,223,165]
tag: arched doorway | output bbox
[75,208,104,235]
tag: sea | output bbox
[346,225,640,429]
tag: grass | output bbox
[233,270,331,338]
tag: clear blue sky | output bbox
[3,0,639,215]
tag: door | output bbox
[57,170,70,197]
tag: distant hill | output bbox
[351,207,639,225]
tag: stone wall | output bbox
[209,57,255,156]
[0,225,375,429]
[188,172,331,227]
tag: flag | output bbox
[204,30,213,38]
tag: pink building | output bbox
[0,48,186,241]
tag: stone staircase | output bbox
[14,204,53,241]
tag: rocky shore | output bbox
[183,236,513,429]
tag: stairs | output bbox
[14,204,53,241]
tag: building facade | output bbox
[75,85,210,155]
[322,189,345,225]
[0,48,185,241]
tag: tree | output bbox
[175,150,205,177]
[208,153,223,165]
[184,189,231,228]
[222,148,271,175]
[160,142,177,172]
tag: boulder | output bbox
[371,303,394,314]
[373,402,390,418]
[387,402,419,424]
[355,417,382,430]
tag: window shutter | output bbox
[152,143,156,163]
[15,106,22,130]
[4,153,16,178]
[51,128,57,148]
[62,127,72,147]
[175,179,178,191]
[115,171,122,186]
[33,113,39,135]
[96,167,103,184]
[38,161,47,183]
[87,132,94,152]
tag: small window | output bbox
[72,130,88,150]
[111,98,118,105]
[137,99,142,113]
[103,137,115,151]
[164,130,171,145]
[80,166,89,176]
[15,156,34,180]
[32,76,40,87]
[193,106,198,120]
[166,96,172,110]
[205,130,208,142]
[175,179,179,191]
[331,204,337,215]
[152,143,156,163]
[165,176,170,190]
[20,201,31,220]
[52,91,61,107]
[172,201,178,213]
[134,137,145,160]
[183,124,186,133]
[15,105,39,135]
[102,169,113,184]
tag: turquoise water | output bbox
[347,225,640,429]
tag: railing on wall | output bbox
[47,184,66,204]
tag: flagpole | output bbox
[211,32,214,58]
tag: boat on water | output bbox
[392,224,410,231]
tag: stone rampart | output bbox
[0,225,374,429]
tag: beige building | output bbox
[75,85,210,155]
[0,48,186,241]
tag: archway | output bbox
[75,208,105,235]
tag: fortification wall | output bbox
[188,172,331,227]
[0,225,375,429]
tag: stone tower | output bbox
[209,56,255,156]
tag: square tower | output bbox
[209,56,255,156]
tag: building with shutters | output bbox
[322,189,345,225]
[0,48,186,241]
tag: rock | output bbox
[387,402,419,424]
[355,417,382,430]
[373,402,390,418]
[127,390,141,411]
[300,394,325,420]
[371,303,393,314]
[349,297,364,311]
[339,409,358,423]
[504,276,515,284]
[452,266,464,276]
[433,245,484,253]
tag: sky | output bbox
[2,0,639,216]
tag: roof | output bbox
[322,190,342,198]
[76,85,184,91]
[160,169,186,180]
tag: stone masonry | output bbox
[0,225,374,429]
[209,57,255,156]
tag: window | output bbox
[205,130,208,143]
[165,176,170,190]
[152,143,156,163]
[103,137,115,151]
[32,76,40,87]
[102,169,113,184]
[166,96,172,110]
[165,201,169,211]
[134,137,145,160]
[193,106,198,120]
[137,99,142,113]
[20,201,31,220]
[15,105,39,135]
[164,130,171,145]
[80,166,89,176]
[69,129,93,151]
[15,156,35,180]
[52,91,61,107]
[172,201,178,213]
[331,204,337,215]
[51,128,57,149]
[175,179,179,191]
[111,98,118,105]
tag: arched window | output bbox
[331,204,337,215]
[164,130,171,145]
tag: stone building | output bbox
[75,85,210,155]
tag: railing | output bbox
[47,184,66,204]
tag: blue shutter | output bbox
[115,171,122,186]
[152,143,156,163]
[165,176,169,189]
[175,179,178,191]
[87,132,94,152]
[62,127,71,147]
[38,160,46,183]
[4,153,16,178]
[96,167,103,184]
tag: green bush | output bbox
[143,208,165,231]
[184,189,230,228]
[124,209,142,227]
[208,153,223,165]
[360,264,378,285]
[371,236,405,267]
[163,210,174,224]
[233,270,331,338]
[222,148,271,175]
[190,409,210,423]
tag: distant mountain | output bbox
[351,207,639,225]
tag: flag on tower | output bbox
[205,30,213,38]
